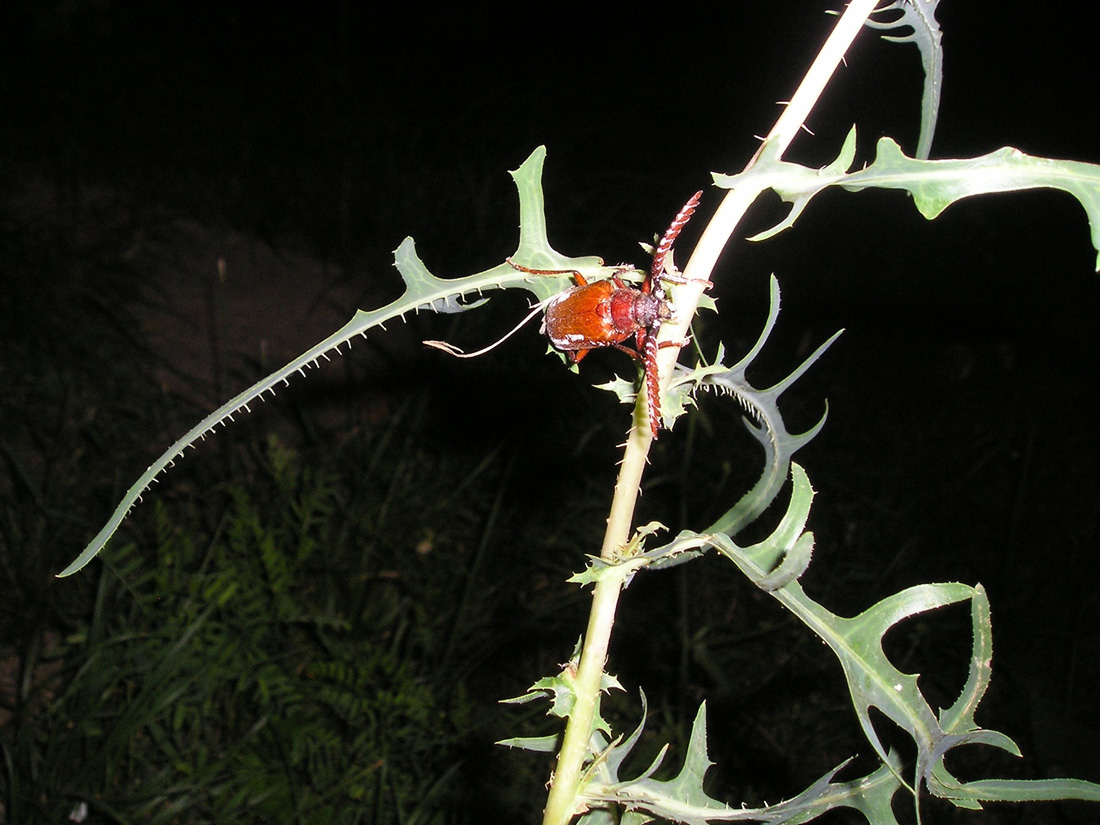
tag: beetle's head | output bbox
[634,292,674,329]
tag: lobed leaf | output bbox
[497,651,624,755]
[864,0,944,159]
[668,276,840,537]
[584,691,909,823]
[63,147,624,576]
[715,127,1100,269]
[593,463,1100,819]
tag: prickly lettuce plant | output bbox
[64,1,1100,823]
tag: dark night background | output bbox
[1,2,1098,823]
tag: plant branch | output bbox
[540,2,879,824]
[665,0,880,358]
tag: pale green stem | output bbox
[540,424,651,825]
[662,0,881,363]
[540,3,878,823]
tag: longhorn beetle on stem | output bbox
[507,190,705,438]
[425,191,705,438]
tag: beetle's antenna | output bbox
[650,190,703,284]
[423,301,548,359]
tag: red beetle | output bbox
[508,190,704,438]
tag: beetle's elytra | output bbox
[508,190,704,438]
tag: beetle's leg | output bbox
[656,263,713,291]
[635,322,692,438]
[569,348,591,364]
[608,265,642,292]
[610,343,643,360]
[633,329,686,353]
[658,265,713,289]
[618,328,661,438]
[605,333,668,438]
[506,257,588,286]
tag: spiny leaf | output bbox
[766,759,904,824]
[715,127,1100,269]
[63,147,622,576]
[496,734,559,753]
[653,465,1059,815]
[844,139,1100,271]
[864,0,944,159]
[498,657,623,754]
[585,691,908,823]
[934,585,1014,753]
[667,276,839,537]
[583,704,737,824]
[927,587,1100,808]
[707,472,1028,803]
[615,464,1100,817]
[723,129,859,242]
[930,772,1100,808]
[642,704,720,810]
[703,462,817,591]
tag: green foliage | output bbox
[722,127,1100,270]
[61,148,620,577]
[535,465,1100,822]
[864,0,943,160]
[7,429,486,823]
